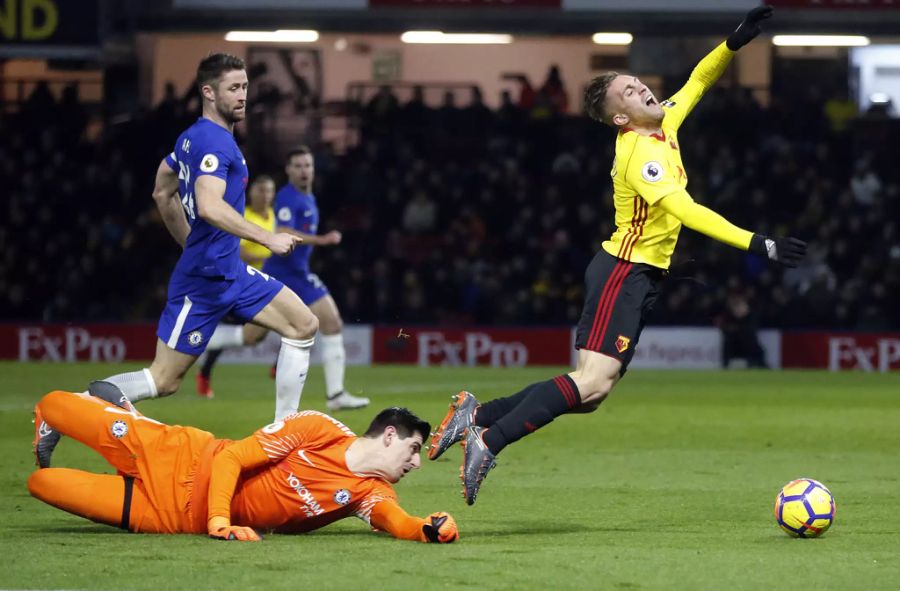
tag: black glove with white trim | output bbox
[727,5,774,51]
[749,234,807,268]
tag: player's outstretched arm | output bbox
[727,5,774,51]
[665,7,772,130]
[276,227,342,247]
[153,158,190,247]
[195,175,302,256]
[658,190,807,267]
[206,436,272,542]
[368,501,459,543]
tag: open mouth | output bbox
[645,96,656,106]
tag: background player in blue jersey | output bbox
[201,146,370,412]
[73,54,320,425]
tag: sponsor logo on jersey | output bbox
[278,207,292,222]
[111,420,128,438]
[333,489,351,506]
[200,154,219,172]
[188,331,203,346]
[641,161,663,183]
[286,472,325,518]
[615,335,631,353]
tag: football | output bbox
[774,478,836,538]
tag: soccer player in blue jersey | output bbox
[201,147,369,413]
[60,54,319,436]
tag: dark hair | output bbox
[250,174,275,187]
[285,145,313,164]
[364,407,431,441]
[584,71,620,125]
[196,53,246,94]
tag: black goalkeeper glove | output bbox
[749,234,807,268]
[727,5,774,51]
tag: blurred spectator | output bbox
[719,291,767,368]
[539,65,569,114]
[402,191,438,234]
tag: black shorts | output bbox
[574,249,665,374]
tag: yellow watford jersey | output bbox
[241,207,275,269]
[602,42,734,270]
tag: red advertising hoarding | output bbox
[370,0,560,7]
[1,324,158,362]
[767,0,900,8]
[781,332,900,371]
[372,326,572,366]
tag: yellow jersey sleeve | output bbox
[663,42,733,131]
[623,138,683,206]
[657,190,753,250]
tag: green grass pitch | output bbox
[2,362,899,590]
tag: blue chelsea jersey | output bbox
[164,118,249,279]
[264,183,318,273]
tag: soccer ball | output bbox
[774,478,836,538]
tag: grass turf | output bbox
[1,362,899,590]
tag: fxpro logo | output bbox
[18,327,125,362]
[417,332,528,367]
[285,472,325,518]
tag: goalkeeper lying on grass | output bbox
[29,390,458,544]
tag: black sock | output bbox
[474,383,539,427]
[482,375,580,455]
[200,349,224,379]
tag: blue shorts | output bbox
[157,265,284,355]
[276,270,330,306]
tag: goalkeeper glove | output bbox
[208,516,262,542]
[727,5,773,51]
[749,234,807,268]
[422,512,459,543]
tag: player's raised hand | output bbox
[727,5,773,51]
[321,230,342,246]
[267,232,303,256]
[422,512,459,543]
[749,234,807,268]
[208,517,262,542]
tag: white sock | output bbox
[320,333,346,398]
[274,336,314,421]
[103,368,158,402]
[207,324,244,351]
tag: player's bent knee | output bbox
[281,314,318,341]
[27,469,59,501]
[153,377,181,398]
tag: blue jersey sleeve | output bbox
[274,189,297,230]
[193,138,235,182]
[164,152,177,171]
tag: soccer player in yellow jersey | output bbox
[429,6,807,505]
[240,175,277,270]
[196,175,278,397]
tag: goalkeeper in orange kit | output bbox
[29,390,458,543]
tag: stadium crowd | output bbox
[2,75,898,330]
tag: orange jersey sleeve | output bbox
[207,436,269,523]
[354,486,427,543]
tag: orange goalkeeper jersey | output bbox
[204,411,428,541]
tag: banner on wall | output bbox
[0,0,99,46]
[217,326,372,366]
[371,326,572,367]
[370,0,560,6]
[766,0,900,8]
[782,332,900,372]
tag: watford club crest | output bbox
[615,335,631,354]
